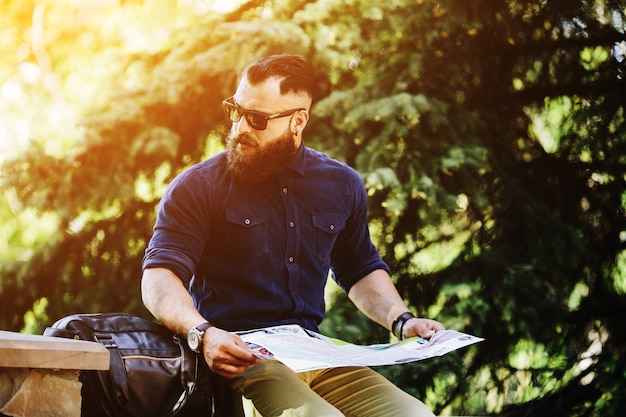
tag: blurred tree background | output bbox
[1,0,625,415]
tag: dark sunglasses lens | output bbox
[223,103,238,122]
[223,100,268,130]
[246,113,267,130]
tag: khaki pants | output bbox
[229,361,435,417]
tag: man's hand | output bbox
[202,327,259,378]
[403,318,445,340]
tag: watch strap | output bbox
[391,312,415,340]
[193,322,213,333]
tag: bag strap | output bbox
[94,333,131,408]
[171,335,197,416]
[43,327,81,339]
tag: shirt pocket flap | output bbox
[225,207,269,227]
[311,213,343,235]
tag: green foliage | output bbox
[1,0,625,416]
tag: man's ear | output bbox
[292,110,309,136]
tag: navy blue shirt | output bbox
[142,144,389,332]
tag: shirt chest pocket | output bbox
[311,213,344,263]
[225,207,269,259]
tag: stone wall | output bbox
[0,330,108,417]
[0,368,81,417]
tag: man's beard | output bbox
[226,128,297,185]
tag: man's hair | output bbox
[244,54,314,100]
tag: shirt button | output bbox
[288,256,294,263]
[244,219,251,225]
[282,187,288,194]
[329,224,335,230]
[289,221,295,228]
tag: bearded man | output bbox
[141,54,444,417]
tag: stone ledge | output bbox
[0,368,81,417]
[0,330,109,371]
[0,331,109,417]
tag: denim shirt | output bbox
[142,145,389,332]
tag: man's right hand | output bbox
[203,327,259,378]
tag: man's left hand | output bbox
[403,318,445,340]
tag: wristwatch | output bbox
[187,322,213,353]
[392,312,416,340]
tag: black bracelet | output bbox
[392,312,415,340]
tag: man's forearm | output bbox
[141,267,208,336]
[347,269,412,331]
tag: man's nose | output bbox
[235,115,253,134]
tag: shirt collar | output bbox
[286,143,306,176]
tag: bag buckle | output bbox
[94,333,118,348]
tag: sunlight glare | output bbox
[178,0,247,14]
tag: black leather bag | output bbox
[43,312,211,417]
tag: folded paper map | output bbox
[237,325,484,372]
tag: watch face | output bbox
[187,331,200,351]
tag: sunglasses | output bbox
[222,96,305,131]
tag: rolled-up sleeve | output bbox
[330,168,390,292]
[142,165,211,287]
